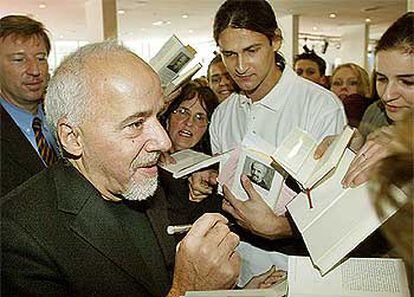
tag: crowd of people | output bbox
[1,0,412,296]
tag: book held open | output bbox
[149,35,200,97]
[184,242,410,297]
[271,126,355,190]
[159,149,229,179]
[287,148,406,275]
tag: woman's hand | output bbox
[243,266,287,289]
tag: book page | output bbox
[272,128,317,185]
[304,126,354,188]
[288,256,410,297]
[150,35,184,72]
[159,149,210,174]
[236,241,288,287]
[287,149,405,275]
[231,149,284,210]
[184,242,288,297]
[163,62,202,96]
[159,149,225,178]
[174,153,225,178]
[149,35,195,87]
[184,287,285,297]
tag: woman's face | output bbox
[376,49,414,122]
[167,95,208,152]
[331,67,359,100]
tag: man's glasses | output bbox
[171,107,209,127]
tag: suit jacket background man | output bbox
[0,15,58,196]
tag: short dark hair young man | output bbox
[294,51,327,86]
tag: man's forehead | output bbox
[219,28,267,50]
[1,34,44,46]
[296,59,318,68]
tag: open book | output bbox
[185,242,410,297]
[149,35,198,96]
[184,242,410,297]
[286,148,406,275]
[271,126,354,190]
[217,133,288,213]
[159,149,228,179]
[163,62,202,96]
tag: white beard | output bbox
[123,174,158,201]
[122,152,160,201]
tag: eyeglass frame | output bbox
[171,106,209,127]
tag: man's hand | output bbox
[222,175,292,240]
[342,126,394,187]
[168,213,241,296]
[188,169,218,202]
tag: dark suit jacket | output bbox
[1,161,176,297]
[159,168,223,242]
[1,105,46,196]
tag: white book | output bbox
[288,256,410,297]
[229,147,285,211]
[149,35,196,90]
[218,133,288,212]
[163,62,202,96]
[287,149,406,275]
[271,126,354,190]
[184,242,410,297]
[159,149,228,179]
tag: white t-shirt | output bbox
[210,67,347,154]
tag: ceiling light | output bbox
[39,3,46,9]
[182,14,189,19]
[312,26,318,31]
[188,29,194,33]
[118,10,126,15]
[365,18,372,23]
[165,20,171,25]
[59,34,64,39]
[152,21,163,26]
[329,13,337,19]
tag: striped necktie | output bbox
[32,117,58,167]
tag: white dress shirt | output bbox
[210,67,347,154]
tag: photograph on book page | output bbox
[231,149,284,210]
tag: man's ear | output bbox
[271,28,282,52]
[57,117,83,158]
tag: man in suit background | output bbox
[0,15,58,196]
[1,41,240,296]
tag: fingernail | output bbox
[241,175,248,182]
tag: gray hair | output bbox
[45,40,139,143]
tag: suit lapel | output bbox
[146,188,176,269]
[0,106,45,175]
[55,163,161,296]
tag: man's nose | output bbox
[147,119,172,152]
[235,55,247,74]
[26,59,41,76]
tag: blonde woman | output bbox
[331,63,372,127]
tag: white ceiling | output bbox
[0,0,407,42]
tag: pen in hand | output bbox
[166,222,235,235]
